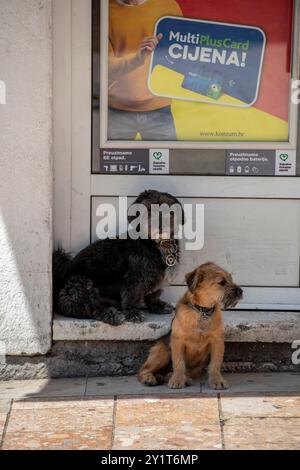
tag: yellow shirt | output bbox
[109,0,183,112]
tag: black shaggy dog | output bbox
[53,190,184,325]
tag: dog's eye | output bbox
[219,279,226,286]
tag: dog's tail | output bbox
[52,248,73,311]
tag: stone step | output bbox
[53,310,300,343]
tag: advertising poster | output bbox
[149,18,266,108]
[108,0,293,142]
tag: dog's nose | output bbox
[236,287,243,297]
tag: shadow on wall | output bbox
[0,0,53,360]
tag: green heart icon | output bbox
[280,153,289,162]
[153,152,162,160]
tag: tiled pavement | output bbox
[0,373,299,450]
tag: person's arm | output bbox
[172,0,183,17]
[108,41,144,82]
[108,34,163,82]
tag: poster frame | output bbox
[96,0,299,151]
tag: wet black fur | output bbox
[53,190,184,325]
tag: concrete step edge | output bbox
[53,310,300,343]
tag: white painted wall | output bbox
[0,0,53,355]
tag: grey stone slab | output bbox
[24,378,87,398]
[201,372,300,395]
[53,314,173,341]
[86,375,201,397]
[53,311,300,343]
[0,379,49,400]
[0,378,86,400]
[224,311,300,343]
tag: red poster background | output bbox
[176,0,293,121]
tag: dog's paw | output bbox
[139,373,159,387]
[124,309,144,323]
[158,303,175,315]
[147,301,175,315]
[186,377,194,386]
[208,375,229,390]
[101,308,126,326]
[168,374,188,389]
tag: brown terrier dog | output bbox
[138,262,243,390]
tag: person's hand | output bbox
[138,33,163,61]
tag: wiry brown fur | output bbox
[138,262,243,390]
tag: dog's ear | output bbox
[128,190,155,224]
[132,190,157,206]
[168,195,185,226]
[164,194,185,226]
[180,202,185,226]
[185,268,203,293]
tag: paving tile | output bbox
[223,417,300,450]
[13,396,113,410]
[0,412,7,428]
[113,424,222,450]
[1,374,299,451]
[0,378,86,399]
[0,400,11,442]
[115,396,219,427]
[26,378,87,398]
[2,429,112,450]
[201,372,300,395]
[221,396,300,419]
[86,375,201,397]
[0,380,49,399]
[7,398,114,433]
[0,400,11,413]
[0,412,8,442]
